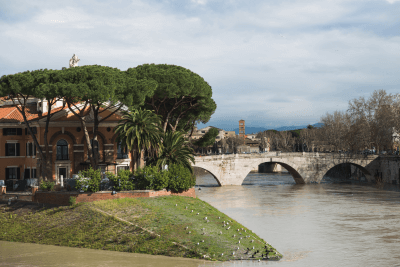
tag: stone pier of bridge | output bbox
[192,152,390,186]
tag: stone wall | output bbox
[33,188,196,206]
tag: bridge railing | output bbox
[193,152,380,161]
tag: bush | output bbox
[68,196,76,206]
[135,165,169,190]
[39,181,55,191]
[167,164,196,192]
[75,167,102,192]
[106,170,135,191]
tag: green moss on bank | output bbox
[0,197,282,261]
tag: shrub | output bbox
[68,196,76,206]
[75,167,102,192]
[135,165,169,190]
[167,164,196,192]
[39,181,55,191]
[106,170,135,191]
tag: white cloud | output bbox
[1,0,400,128]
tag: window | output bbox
[24,168,30,179]
[24,127,37,135]
[5,143,20,156]
[31,168,37,178]
[56,139,68,160]
[117,142,128,159]
[3,128,22,136]
[117,166,129,173]
[6,167,20,180]
[26,143,36,156]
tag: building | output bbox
[239,120,245,139]
[0,97,131,185]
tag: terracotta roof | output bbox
[0,105,67,123]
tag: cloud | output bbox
[1,0,400,128]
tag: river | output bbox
[1,172,400,266]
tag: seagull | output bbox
[253,246,255,250]
[185,226,188,230]
[218,217,220,219]
[221,253,224,256]
[232,252,235,255]
[233,234,236,237]
[204,217,207,220]
[197,242,199,245]
[191,210,193,212]
[220,231,222,235]
[175,204,177,206]
[197,213,199,215]
[188,231,191,234]
[238,240,240,244]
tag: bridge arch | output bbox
[249,158,306,184]
[316,160,373,183]
[192,166,222,186]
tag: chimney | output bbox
[37,99,48,114]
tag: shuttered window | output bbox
[3,128,22,136]
[6,167,20,180]
[5,143,20,156]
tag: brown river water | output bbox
[1,172,400,267]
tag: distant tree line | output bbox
[255,90,400,155]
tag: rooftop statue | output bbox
[69,54,80,68]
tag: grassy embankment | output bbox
[0,196,282,261]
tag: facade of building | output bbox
[0,97,131,184]
[239,120,245,139]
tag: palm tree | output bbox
[151,130,195,172]
[114,108,162,170]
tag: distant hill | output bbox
[225,123,323,135]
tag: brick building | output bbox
[239,120,245,139]
[0,97,131,185]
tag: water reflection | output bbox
[196,172,400,266]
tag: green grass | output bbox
[0,197,282,261]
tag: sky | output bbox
[1,0,400,130]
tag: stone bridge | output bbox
[192,152,385,185]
